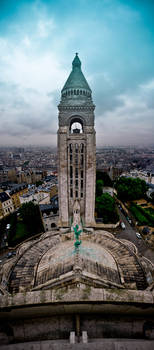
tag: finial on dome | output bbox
[72,52,81,69]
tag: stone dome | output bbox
[34,240,121,289]
[0,230,152,294]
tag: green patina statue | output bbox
[73,224,82,251]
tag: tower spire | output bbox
[72,53,81,69]
[61,54,91,93]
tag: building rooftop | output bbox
[0,191,10,203]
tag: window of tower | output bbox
[75,154,78,165]
[81,154,84,166]
[70,166,73,178]
[81,143,84,153]
[70,121,83,134]
[69,144,73,153]
[75,168,78,177]
[70,188,73,198]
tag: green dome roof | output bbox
[62,53,91,93]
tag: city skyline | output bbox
[0,0,154,146]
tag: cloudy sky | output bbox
[0,0,154,147]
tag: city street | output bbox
[116,207,154,264]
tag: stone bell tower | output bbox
[58,53,96,227]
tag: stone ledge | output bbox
[0,286,153,310]
[0,339,154,350]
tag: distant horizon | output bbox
[0,143,154,149]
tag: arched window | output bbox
[70,121,83,134]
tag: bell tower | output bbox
[58,54,96,227]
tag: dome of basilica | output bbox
[1,229,152,295]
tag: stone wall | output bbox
[0,314,154,345]
[0,287,154,345]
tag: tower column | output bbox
[58,127,69,227]
[85,128,96,226]
[58,54,96,228]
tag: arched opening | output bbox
[51,223,56,228]
[70,118,83,134]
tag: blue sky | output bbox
[0,0,154,146]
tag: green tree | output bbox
[95,193,119,223]
[115,177,147,201]
[150,192,154,204]
[96,179,104,197]
[96,171,113,187]
[7,213,17,244]
[19,202,44,235]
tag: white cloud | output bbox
[96,81,154,146]
[140,79,154,91]
[0,25,67,143]
[23,36,31,48]
[37,19,55,38]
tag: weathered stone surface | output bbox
[0,340,154,350]
[58,54,96,227]
[69,332,75,344]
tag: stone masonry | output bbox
[58,54,96,227]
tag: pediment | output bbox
[32,269,123,291]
